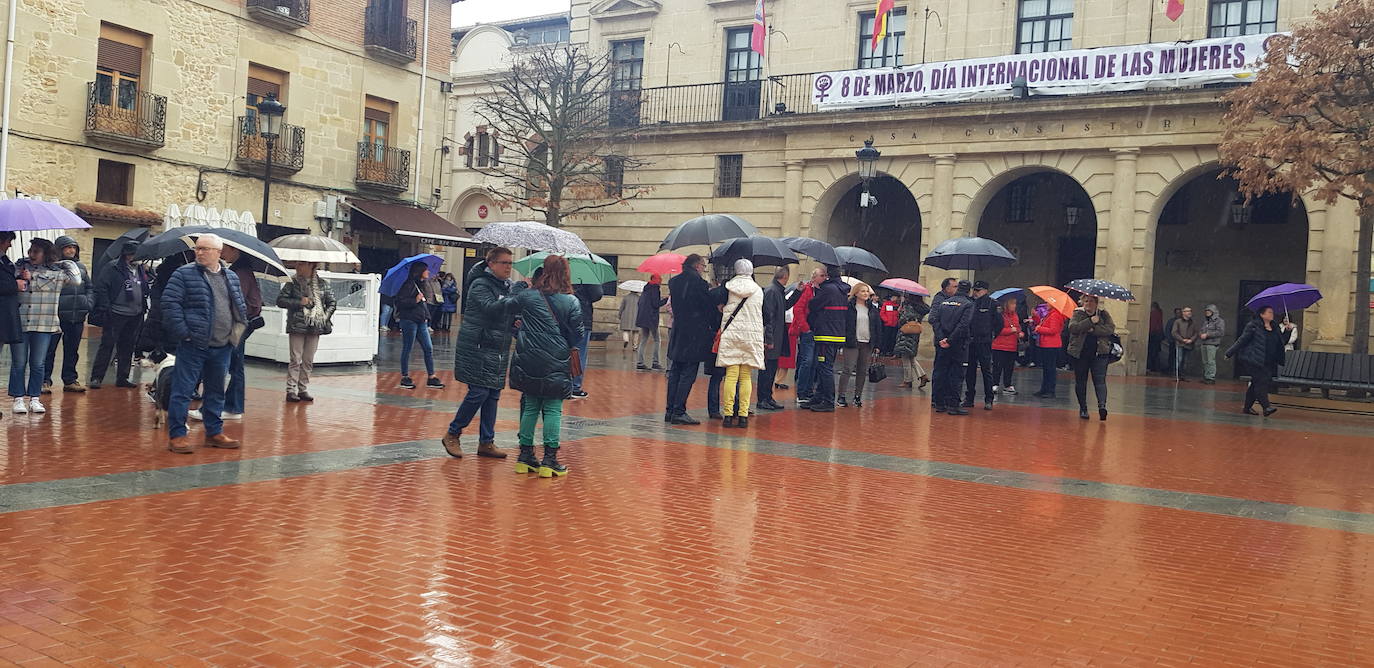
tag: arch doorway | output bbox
[821,174,922,279]
[975,171,1098,290]
[1149,168,1308,378]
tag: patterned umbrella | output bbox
[474,221,590,255]
[879,278,930,296]
[0,199,92,231]
[835,246,887,273]
[515,251,617,286]
[1246,283,1322,314]
[269,234,360,265]
[778,237,841,266]
[1029,285,1077,318]
[660,214,758,250]
[636,252,686,275]
[709,236,799,267]
[1065,278,1136,302]
[922,237,1017,270]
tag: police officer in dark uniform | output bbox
[803,265,849,412]
[927,279,974,415]
[964,279,998,411]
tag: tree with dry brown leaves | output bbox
[1219,0,1374,354]
[474,45,650,228]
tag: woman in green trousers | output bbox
[509,255,585,478]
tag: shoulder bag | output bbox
[900,320,923,335]
[712,294,750,354]
[541,292,582,378]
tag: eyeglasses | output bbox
[194,246,219,252]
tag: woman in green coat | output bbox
[509,255,585,478]
[276,262,336,402]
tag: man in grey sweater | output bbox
[1199,303,1226,385]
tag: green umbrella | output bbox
[514,251,617,285]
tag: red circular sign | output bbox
[477,205,489,219]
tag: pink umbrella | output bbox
[637,252,686,276]
[879,278,930,297]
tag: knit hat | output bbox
[733,258,754,276]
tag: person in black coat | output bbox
[90,242,151,389]
[635,274,666,370]
[756,266,800,411]
[665,254,713,424]
[43,236,93,392]
[0,232,21,419]
[963,280,999,410]
[837,282,881,407]
[1225,305,1286,416]
[802,265,849,412]
[571,282,602,397]
[927,278,975,415]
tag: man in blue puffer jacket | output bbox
[161,234,248,455]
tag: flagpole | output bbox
[1147,0,1156,43]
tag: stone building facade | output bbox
[546,0,1367,375]
[1,0,460,273]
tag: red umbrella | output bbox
[1029,285,1077,318]
[637,252,686,275]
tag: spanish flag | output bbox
[1165,0,1184,21]
[871,0,896,52]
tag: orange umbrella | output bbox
[1029,285,1077,318]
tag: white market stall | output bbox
[246,270,381,365]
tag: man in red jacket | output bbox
[790,267,824,404]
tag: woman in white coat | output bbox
[716,259,765,428]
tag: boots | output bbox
[515,445,541,474]
[538,447,568,478]
[735,416,748,429]
[477,442,508,459]
[723,415,737,428]
[441,433,463,458]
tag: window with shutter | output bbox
[95,24,148,112]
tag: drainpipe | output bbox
[0,0,18,194]
[412,0,430,204]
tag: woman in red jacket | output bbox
[1032,303,1066,398]
[991,298,1024,394]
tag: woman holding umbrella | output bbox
[10,239,80,416]
[1066,295,1117,421]
[893,293,930,390]
[276,262,337,403]
[395,260,444,390]
[1226,305,1285,416]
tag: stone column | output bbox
[1311,198,1357,351]
[782,160,804,239]
[922,154,957,288]
[1108,148,1139,373]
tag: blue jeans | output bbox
[224,329,251,414]
[8,331,53,397]
[572,330,590,391]
[707,365,723,415]
[449,385,501,444]
[1038,346,1059,396]
[380,303,394,329]
[169,344,232,439]
[399,320,434,377]
[794,333,816,400]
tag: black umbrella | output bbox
[922,237,1017,270]
[709,236,799,267]
[660,214,759,250]
[1065,278,1136,302]
[93,227,150,284]
[135,226,288,275]
[778,237,841,266]
[134,226,214,262]
[835,246,887,273]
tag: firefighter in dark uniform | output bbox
[927,279,975,415]
[802,265,849,412]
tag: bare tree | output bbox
[474,44,649,228]
[1219,0,1374,354]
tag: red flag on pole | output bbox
[871,0,896,52]
[1165,0,1184,22]
[751,0,766,55]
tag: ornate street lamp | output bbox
[255,92,286,234]
[854,139,881,249]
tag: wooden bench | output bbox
[1275,351,1374,398]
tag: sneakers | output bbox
[426,377,445,389]
[28,398,45,414]
[636,363,648,371]
[12,398,27,414]
[1003,385,1018,395]
[189,409,204,421]
[992,385,1000,394]
[651,363,663,371]
[570,389,588,399]
[223,412,243,420]
[399,376,416,389]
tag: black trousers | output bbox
[757,358,779,404]
[91,313,143,384]
[1245,364,1274,410]
[992,349,1017,388]
[44,319,86,385]
[1073,354,1109,410]
[964,342,994,402]
[666,360,699,417]
[932,343,968,409]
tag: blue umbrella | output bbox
[991,287,1025,301]
[380,253,443,296]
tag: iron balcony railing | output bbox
[235,116,306,173]
[356,142,410,192]
[246,0,311,28]
[607,72,823,127]
[84,81,167,148]
[364,3,417,62]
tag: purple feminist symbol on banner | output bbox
[814,74,833,102]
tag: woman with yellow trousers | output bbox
[715,259,765,428]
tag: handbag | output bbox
[712,296,750,354]
[541,292,582,378]
[1105,334,1124,364]
[899,320,923,335]
[866,360,888,384]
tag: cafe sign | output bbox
[811,33,1283,110]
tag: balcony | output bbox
[364,4,417,64]
[246,0,310,30]
[84,81,166,149]
[356,142,410,192]
[235,117,305,174]
[606,72,820,128]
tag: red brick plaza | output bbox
[0,341,1371,666]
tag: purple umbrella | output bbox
[1246,283,1322,315]
[0,199,92,231]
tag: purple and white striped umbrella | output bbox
[0,199,91,232]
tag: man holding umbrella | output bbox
[928,279,975,415]
[757,266,800,411]
[89,241,150,390]
[443,247,522,459]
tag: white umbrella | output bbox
[473,221,590,255]
[618,280,646,293]
[269,234,360,265]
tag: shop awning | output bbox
[347,199,476,247]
